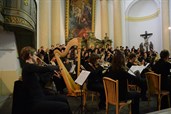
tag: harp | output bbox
[54,37,86,105]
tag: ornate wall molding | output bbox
[1,0,37,31]
[4,15,33,30]
[125,8,160,22]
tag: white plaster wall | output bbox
[0,30,21,95]
[0,30,20,71]
[125,0,162,52]
[128,18,162,51]
[124,0,134,11]
[128,0,158,16]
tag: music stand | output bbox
[74,70,90,114]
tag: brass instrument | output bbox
[54,37,86,105]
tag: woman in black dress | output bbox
[106,49,147,114]
[84,53,106,109]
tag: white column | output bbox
[95,0,101,39]
[36,0,40,48]
[51,0,60,45]
[162,0,170,50]
[108,0,114,47]
[113,0,123,48]
[100,0,109,39]
[39,0,51,48]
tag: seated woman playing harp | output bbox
[53,38,86,102]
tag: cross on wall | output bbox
[140,31,153,52]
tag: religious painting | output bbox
[65,0,96,42]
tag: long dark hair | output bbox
[89,53,100,65]
[112,49,126,72]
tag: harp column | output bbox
[51,0,61,46]
[100,0,109,39]
[113,0,122,48]
[39,0,51,48]
[162,0,170,50]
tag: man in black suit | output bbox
[152,49,171,109]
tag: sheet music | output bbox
[75,70,90,86]
[128,63,150,76]
[128,69,136,76]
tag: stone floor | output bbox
[68,94,157,114]
[0,93,159,114]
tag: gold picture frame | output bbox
[65,0,96,42]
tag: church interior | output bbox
[0,0,171,114]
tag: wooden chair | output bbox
[127,80,140,92]
[145,72,170,110]
[103,77,132,114]
[86,90,99,102]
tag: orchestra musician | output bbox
[106,49,147,114]
[152,49,171,109]
[84,53,106,110]
[127,53,140,68]
[20,46,72,114]
[126,52,148,101]
[49,55,66,94]
[36,53,66,95]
